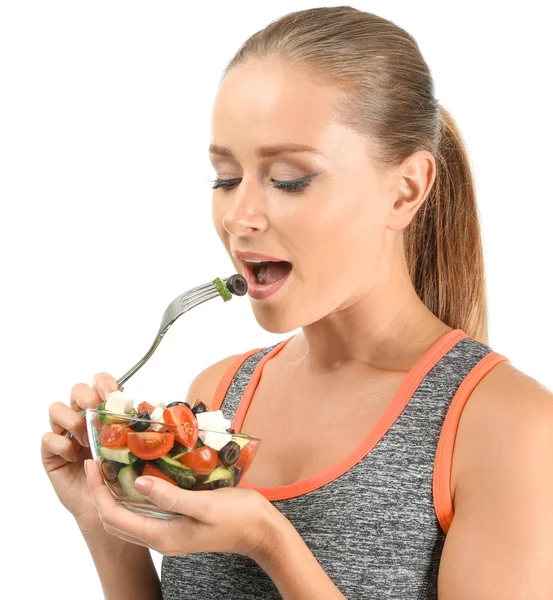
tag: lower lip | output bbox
[243,265,292,300]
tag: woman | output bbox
[41,6,553,599]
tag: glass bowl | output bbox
[85,408,261,519]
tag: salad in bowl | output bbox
[86,390,260,519]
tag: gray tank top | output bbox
[161,328,509,599]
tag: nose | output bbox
[221,176,268,236]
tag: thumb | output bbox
[134,477,205,520]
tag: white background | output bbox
[1,1,552,598]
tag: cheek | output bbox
[296,197,382,292]
[302,194,380,258]
[212,207,226,241]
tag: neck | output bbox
[288,255,451,375]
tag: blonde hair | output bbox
[222,6,488,344]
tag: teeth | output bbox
[255,263,268,284]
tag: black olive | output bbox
[226,427,235,434]
[166,401,190,409]
[101,460,119,483]
[218,441,241,466]
[207,478,233,490]
[191,481,211,491]
[133,459,145,476]
[170,442,188,456]
[192,401,208,415]
[226,274,248,296]
[130,411,151,432]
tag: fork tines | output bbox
[180,280,224,310]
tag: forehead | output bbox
[210,58,344,157]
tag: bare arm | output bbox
[82,528,162,600]
[438,365,553,599]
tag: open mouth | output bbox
[244,261,293,286]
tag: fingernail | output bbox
[135,477,153,494]
[84,460,89,476]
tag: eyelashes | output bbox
[210,174,317,194]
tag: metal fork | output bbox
[64,274,247,438]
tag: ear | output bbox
[387,150,436,231]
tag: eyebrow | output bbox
[208,143,325,158]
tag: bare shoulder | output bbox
[452,360,553,506]
[439,360,553,598]
[454,361,553,473]
[185,353,244,409]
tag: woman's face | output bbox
[209,58,399,334]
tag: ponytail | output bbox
[404,106,488,343]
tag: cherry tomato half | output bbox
[100,424,129,448]
[178,446,218,475]
[127,431,175,460]
[163,404,199,449]
[142,461,177,485]
[235,443,254,473]
[137,401,156,414]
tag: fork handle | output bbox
[62,274,247,440]
[116,330,164,388]
[62,331,164,440]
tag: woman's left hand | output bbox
[84,458,278,562]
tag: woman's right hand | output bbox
[41,373,122,534]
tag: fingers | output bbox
[92,373,124,403]
[70,382,102,412]
[41,431,81,462]
[134,476,213,522]
[70,373,124,414]
[85,459,150,544]
[43,373,124,467]
[49,401,89,447]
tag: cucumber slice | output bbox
[203,465,234,484]
[99,446,138,465]
[118,465,147,502]
[212,277,232,302]
[157,455,196,488]
[169,441,191,457]
[99,408,137,426]
[231,435,251,450]
[172,452,189,461]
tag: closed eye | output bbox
[210,174,319,194]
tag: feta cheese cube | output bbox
[196,410,231,432]
[105,390,135,414]
[199,430,232,451]
[149,406,166,432]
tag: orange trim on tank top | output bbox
[434,350,510,535]
[213,328,469,502]
[211,348,265,412]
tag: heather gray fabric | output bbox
[161,335,499,599]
